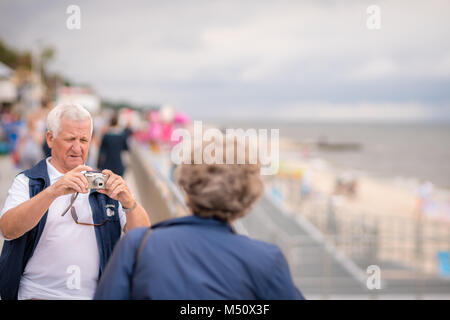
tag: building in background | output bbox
[0,61,17,108]
[56,86,101,115]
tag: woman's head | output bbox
[175,138,264,222]
[110,113,119,127]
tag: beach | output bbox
[277,136,450,220]
[272,137,450,275]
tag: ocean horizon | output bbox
[207,120,450,191]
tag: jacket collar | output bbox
[23,158,50,188]
[24,157,66,182]
[152,215,235,234]
[23,158,48,180]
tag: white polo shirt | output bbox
[0,158,127,300]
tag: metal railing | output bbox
[259,176,450,298]
[239,194,371,298]
[266,175,450,275]
[129,141,189,224]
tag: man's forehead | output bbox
[59,118,92,134]
[60,116,91,125]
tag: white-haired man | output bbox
[0,103,150,300]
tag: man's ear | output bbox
[46,130,54,149]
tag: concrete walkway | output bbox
[0,155,21,253]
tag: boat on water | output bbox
[317,137,362,151]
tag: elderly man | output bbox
[0,103,150,300]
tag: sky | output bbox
[1,0,450,122]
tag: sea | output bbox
[209,121,450,191]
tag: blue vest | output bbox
[0,159,122,300]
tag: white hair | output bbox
[46,103,93,137]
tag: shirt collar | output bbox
[45,157,65,182]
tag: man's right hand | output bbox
[48,165,92,198]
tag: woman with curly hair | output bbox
[94,138,304,300]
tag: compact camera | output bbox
[83,171,110,189]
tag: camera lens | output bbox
[93,177,104,188]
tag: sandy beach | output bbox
[271,138,450,275]
[277,137,450,219]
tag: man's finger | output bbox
[105,175,120,190]
[72,165,93,173]
[66,173,88,191]
[101,169,114,176]
[72,178,89,193]
[66,181,85,194]
[72,173,89,189]
[106,179,122,193]
[76,172,89,188]
[107,184,120,199]
[111,185,125,199]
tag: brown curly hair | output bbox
[175,138,264,222]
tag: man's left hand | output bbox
[97,170,135,209]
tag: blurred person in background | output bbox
[2,109,23,167]
[416,180,434,217]
[97,113,129,177]
[0,103,150,300]
[16,113,44,170]
[146,109,162,153]
[94,138,304,300]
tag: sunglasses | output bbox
[62,193,110,227]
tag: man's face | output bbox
[47,117,92,173]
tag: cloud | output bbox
[276,101,448,122]
[0,0,449,121]
[351,58,398,79]
[201,101,450,123]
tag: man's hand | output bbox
[0,164,92,240]
[97,170,135,209]
[48,165,92,197]
[95,169,150,231]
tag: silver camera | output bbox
[83,171,110,189]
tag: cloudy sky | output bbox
[1,0,450,122]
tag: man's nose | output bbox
[71,140,82,153]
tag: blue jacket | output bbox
[94,215,304,300]
[0,159,122,300]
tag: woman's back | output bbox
[95,215,303,300]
